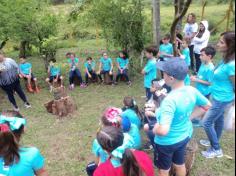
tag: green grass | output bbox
[0,2,235,176]
[0,48,235,176]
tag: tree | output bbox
[170,0,192,56]
[0,0,57,58]
[152,0,161,47]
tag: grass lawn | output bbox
[0,50,235,176]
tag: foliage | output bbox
[0,0,57,56]
[72,0,145,52]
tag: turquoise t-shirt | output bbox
[184,74,191,86]
[128,124,142,149]
[68,58,79,69]
[100,57,112,71]
[144,59,157,88]
[85,61,96,71]
[154,86,209,145]
[50,66,61,77]
[0,147,45,176]
[159,43,174,61]
[116,57,129,69]
[121,109,141,129]
[182,48,191,67]
[92,133,134,164]
[211,60,235,102]
[196,62,215,96]
[19,62,32,75]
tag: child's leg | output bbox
[123,69,130,82]
[69,70,74,85]
[92,71,97,81]
[75,69,83,84]
[1,84,18,108]
[146,88,152,101]
[85,73,89,84]
[13,80,29,104]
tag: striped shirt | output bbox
[0,58,19,86]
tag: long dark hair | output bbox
[196,22,205,38]
[120,50,129,60]
[221,31,235,63]
[97,126,145,176]
[0,111,24,166]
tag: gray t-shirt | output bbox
[0,58,19,86]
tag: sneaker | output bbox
[24,102,31,109]
[13,106,20,112]
[143,142,153,151]
[200,139,211,147]
[80,83,87,88]
[201,148,224,159]
[127,81,132,86]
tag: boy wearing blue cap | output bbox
[153,58,211,176]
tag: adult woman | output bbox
[201,31,235,159]
[183,13,198,70]
[0,51,31,111]
[94,126,154,176]
[0,111,48,175]
[192,20,210,72]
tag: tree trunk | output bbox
[19,41,28,58]
[152,0,161,48]
[170,0,192,56]
[0,39,8,50]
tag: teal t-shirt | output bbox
[92,133,134,165]
[100,57,112,71]
[50,66,61,77]
[196,62,215,96]
[159,43,174,61]
[182,48,191,67]
[211,60,235,102]
[144,59,157,88]
[121,109,141,129]
[68,58,79,69]
[154,86,209,145]
[116,57,129,69]
[0,147,45,176]
[19,62,32,75]
[184,74,191,86]
[85,61,96,71]
[128,124,142,149]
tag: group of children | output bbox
[18,51,132,93]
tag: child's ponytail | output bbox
[122,149,144,176]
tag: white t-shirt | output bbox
[183,23,198,45]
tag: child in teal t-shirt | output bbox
[66,52,86,89]
[158,34,174,61]
[84,57,97,85]
[121,96,141,129]
[19,57,40,93]
[0,111,47,176]
[114,51,131,85]
[191,46,215,98]
[121,117,142,149]
[45,60,64,91]
[179,39,191,67]
[97,53,114,83]
[142,47,158,101]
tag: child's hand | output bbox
[109,71,113,75]
[190,76,197,82]
[141,69,145,75]
[143,124,150,132]
[88,74,92,78]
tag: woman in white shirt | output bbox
[183,13,198,71]
[192,20,211,72]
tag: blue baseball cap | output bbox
[121,116,131,133]
[156,58,189,80]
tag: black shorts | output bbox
[49,75,61,83]
[154,137,190,170]
[23,73,36,81]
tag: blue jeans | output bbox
[69,69,83,85]
[203,98,234,150]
